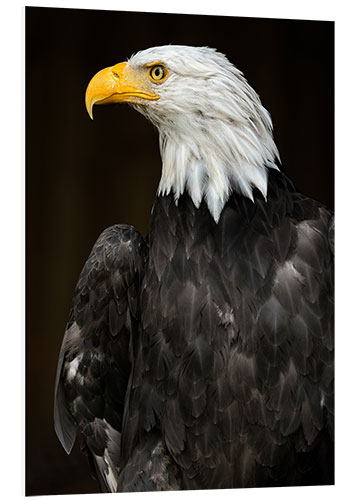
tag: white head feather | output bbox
[128,45,280,222]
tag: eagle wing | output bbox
[54,224,147,492]
[221,197,335,486]
[209,189,334,486]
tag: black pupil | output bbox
[154,67,162,77]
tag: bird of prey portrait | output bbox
[54,45,334,492]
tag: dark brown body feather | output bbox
[55,169,334,491]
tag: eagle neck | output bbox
[157,120,279,223]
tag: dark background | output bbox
[26,7,334,496]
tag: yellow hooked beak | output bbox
[85,62,159,119]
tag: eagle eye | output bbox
[149,64,167,82]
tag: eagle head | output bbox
[85,45,279,222]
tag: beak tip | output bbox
[85,99,94,120]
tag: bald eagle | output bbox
[54,45,334,492]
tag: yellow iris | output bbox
[150,65,166,81]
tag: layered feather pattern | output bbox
[117,169,334,489]
[54,225,147,491]
[55,170,334,491]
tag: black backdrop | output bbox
[26,7,334,496]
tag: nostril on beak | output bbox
[112,71,120,79]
